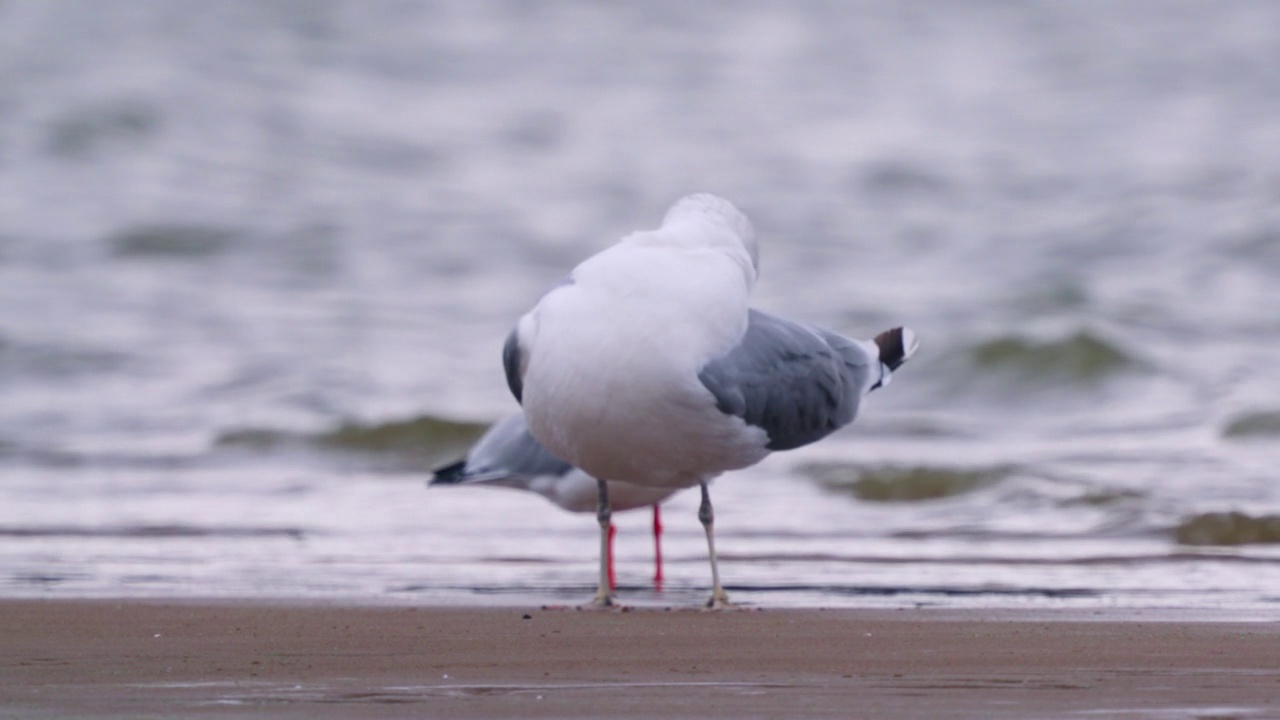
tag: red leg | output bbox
[652,504,664,590]
[607,522,617,592]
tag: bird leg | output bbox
[699,480,732,608]
[607,522,617,591]
[652,504,664,590]
[588,478,617,607]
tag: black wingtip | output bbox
[428,459,467,486]
[502,330,525,404]
[874,327,918,372]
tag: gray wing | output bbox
[698,309,875,451]
[431,414,572,485]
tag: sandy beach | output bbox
[2,601,1277,719]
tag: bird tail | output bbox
[428,459,468,486]
[428,459,519,488]
[874,327,918,371]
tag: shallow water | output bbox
[1,1,1279,610]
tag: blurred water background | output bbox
[2,1,1279,610]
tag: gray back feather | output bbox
[698,309,874,451]
[463,413,573,480]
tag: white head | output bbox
[660,194,759,276]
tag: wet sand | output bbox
[3,600,1277,719]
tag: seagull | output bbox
[429,413,677,590]
[503,193,917,608]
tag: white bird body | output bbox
[515,197,768,488]
[521,472,672,514]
